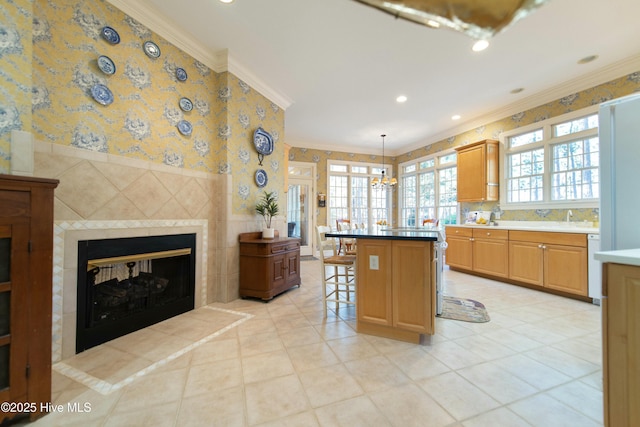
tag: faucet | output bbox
[566,210,573,223]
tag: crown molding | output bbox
[292,139,384,157]
[105,0,292,109]
[400,54,640,155]
[227,55,294,110]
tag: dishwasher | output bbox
[587,234,601,304]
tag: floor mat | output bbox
[438,296,490,323]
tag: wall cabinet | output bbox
[445,226,508,278]
[509,230,587,296]
[455,139,499,202]
[356,238,434,343]
[601,262,640,427]
[239,232,301,300]
[0,174,58,424]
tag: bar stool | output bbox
[316,225,356,316]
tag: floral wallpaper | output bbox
[32,0,218,168]
[290,72,640,225]
[0,0,32,173]
[21,0,285,215]
[220,72,285,214]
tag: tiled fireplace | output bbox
[53,220,207,362]
[33,142,264,362]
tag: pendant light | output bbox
[371,134,397,189]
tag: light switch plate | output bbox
[369,255,379,270]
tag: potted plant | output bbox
[255,191,279,239]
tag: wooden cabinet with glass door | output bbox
[0,175,58,424]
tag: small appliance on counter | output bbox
[465,211,492,225]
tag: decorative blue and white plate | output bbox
[176,67,187,81]
[177,120,192,136]
[253,127,274,155]
[143,41,161,58]
[97,55,116,75]
[255,169,268,188]
[91,84,114,106]
[179,97,193,112]
[101,26,120,44]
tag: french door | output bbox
[287,162,316,256]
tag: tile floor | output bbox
[24,261,603,426]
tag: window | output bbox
[399,151,457,226]
[327,161,392,227]
[502,107,599,209]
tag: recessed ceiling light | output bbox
[452,115,461,120]
[396,95,407,103]
[219,0,234,3]
[578,55,598,64]
[472,39,489,52]
[510,88,524,94]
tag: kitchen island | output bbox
[326,227,442,343]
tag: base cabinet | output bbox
[602,262,640,427]
[239,232,300,300]
[445,227,473,270]
[356,238,434,342]
[447,227,589,298]
[509,231,587,296]
[446,227,508,278]
[0,175,58,424]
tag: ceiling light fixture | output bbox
[371,134,397,190]
[219,0,234,3]
[396,95,407,103]
[451,114,461,120]
[578,55,598,64]
[352,0,550,41]
[472,39,489,52]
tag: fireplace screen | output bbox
[76,234,196,353]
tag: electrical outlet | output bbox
[369,255,379,270]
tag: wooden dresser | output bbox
[0,174,58,423]
[239,232,301,300]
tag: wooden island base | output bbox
[357,321,424,344]
[355,237,436,343]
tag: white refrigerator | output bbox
[599,92,640,252]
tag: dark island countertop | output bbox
[326,227,440,241]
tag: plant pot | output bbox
[262,228,275,239]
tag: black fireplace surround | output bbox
[76,234,196,353]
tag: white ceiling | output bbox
[113,0,640,155]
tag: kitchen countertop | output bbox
[595,249,640,266]
[326,227,439,241]
[448,220,600,234]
